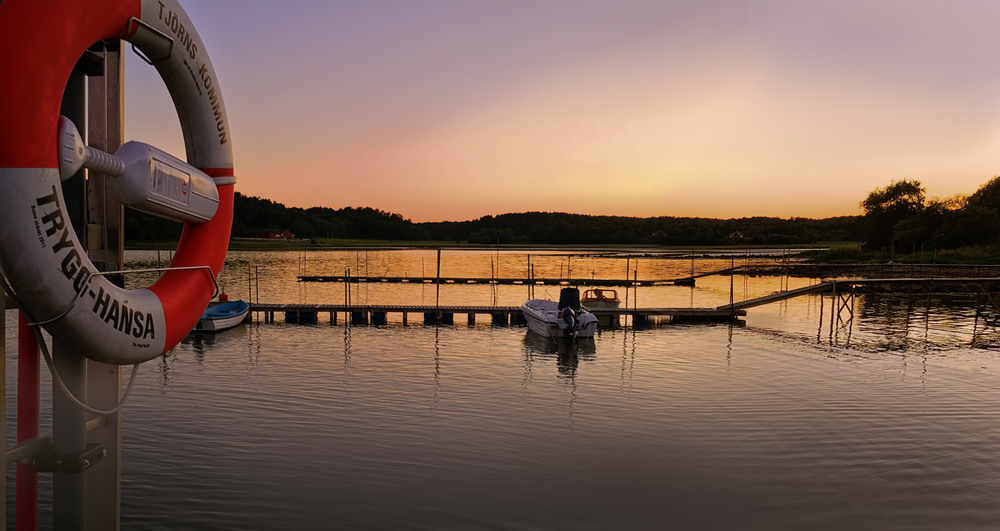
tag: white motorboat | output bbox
[521,287,598,339]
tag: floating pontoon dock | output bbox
[249,303,746,326]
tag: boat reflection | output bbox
[184,325,246,362]
[522,331,596,378]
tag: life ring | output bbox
[0,0,234,365]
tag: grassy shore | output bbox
[806,243,1000,264]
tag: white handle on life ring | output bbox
[0,0,235,365]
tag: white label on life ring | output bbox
[150,158,192,206]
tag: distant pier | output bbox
[296,274,701,287]
[294,267,746,287]
[251,276,1000,328]
[249,303,746,327]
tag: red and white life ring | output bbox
[0,0,234,364]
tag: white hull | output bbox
[521,298,598,339]
[196,313,247,332]
[194,300,249,332]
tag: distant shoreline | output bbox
[127,237,836,254]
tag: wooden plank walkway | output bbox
[249,303,745,326]
[723,282,836,310]
[297,275,696,287]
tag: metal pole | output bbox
[633,269,639,325]
[531,264,535,299]
[526,254,531,300]
[53,62,89,531]
[829,281,837,343]
[247,265,252,323]
[730,257,735,308]
[633,260,639,310]
[435,248,442,315]
[85,41,124,531]
[624,258,630,321]
[52,338,88,530]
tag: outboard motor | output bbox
[560,306,577,338]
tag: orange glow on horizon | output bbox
[124,1,1000,224]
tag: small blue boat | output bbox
[194,299,250,332]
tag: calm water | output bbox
[5,250,1000,529]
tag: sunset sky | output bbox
[124,0,1000,223]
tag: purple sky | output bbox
[125,0,1000,222]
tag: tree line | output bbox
[125,192,863,246]
[122,176,1000,250]
[860,176,1000,252]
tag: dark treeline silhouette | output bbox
[425,212,860,246]
[124,192,863,246]
[861,176,1000,252]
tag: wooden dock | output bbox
[231,276,1000,329]
[296,275,698,287]
[249,303,745,327]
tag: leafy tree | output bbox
[967,176,1000,212]
[860,179,925,248]
[931,204,1000,248]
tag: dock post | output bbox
[467,313,476,326]
[829,280,837,338]
[435,248,442,310]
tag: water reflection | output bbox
[522,332,596,380]
[155,352,174,392]
[433,325,441,407]
[342,323,352,384]
[186,333,210,363]
[246,322,261,375]
[520,332,596,429]
[620,328,636,394]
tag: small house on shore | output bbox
[253,229,295,240]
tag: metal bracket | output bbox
[33,443,106,474]
[126,17,174,64]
